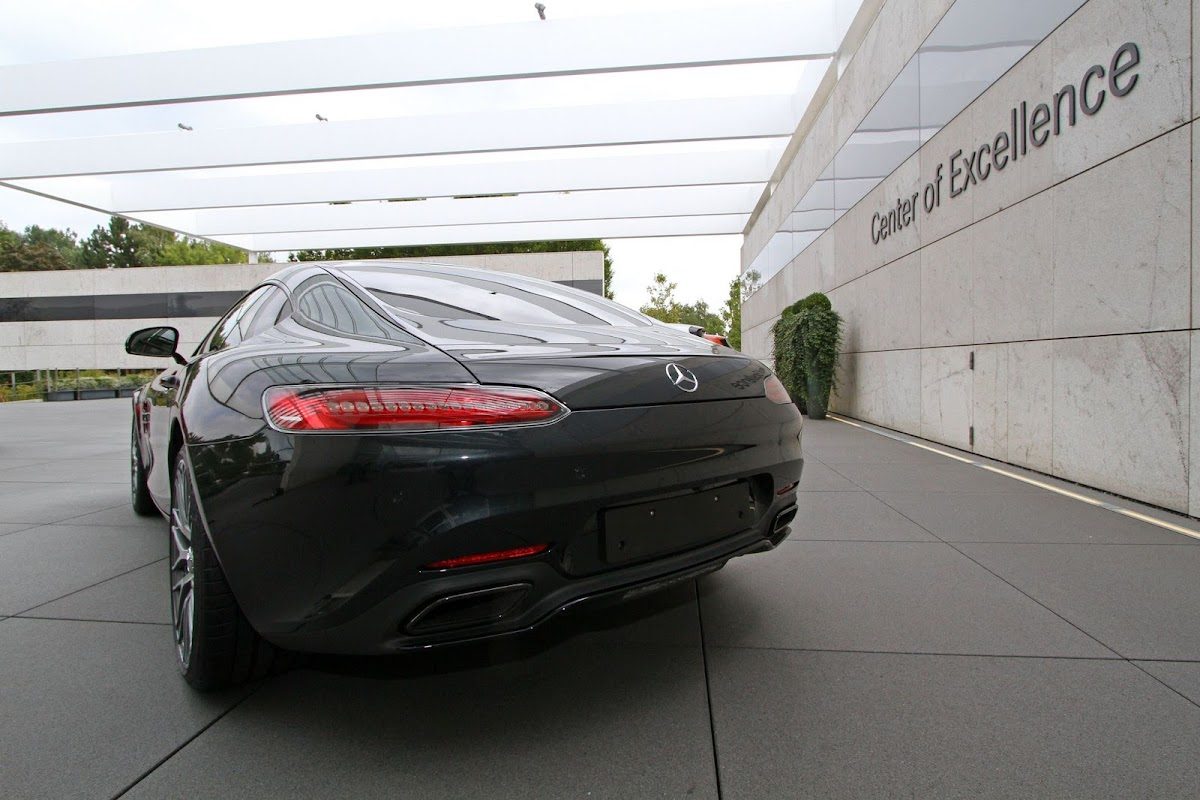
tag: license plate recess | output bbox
[601,482,754,565]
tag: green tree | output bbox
[23,225,83,268]
[129,224,176,264]
[640,273,682,323]
[721,269,760,350]
[676,300,726,335]
[0,222,76,272]
[156,238,250,265]
[81,217,139,268]
[79,217,249,268]
[638,274,726,334]
[602,245,615,300]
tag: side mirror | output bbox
[126,326,185,365]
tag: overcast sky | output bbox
[0,0,797,312]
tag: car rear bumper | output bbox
[188,397,803,654]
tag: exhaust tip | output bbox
[405,582,531,634]
[771,506,798,540]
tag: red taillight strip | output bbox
[263,385,567,433]
[424,544,551,570]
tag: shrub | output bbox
[771,292,842,419]
[0,383,43,402]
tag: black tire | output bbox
[130,424,158,517]
[169,452,279,691]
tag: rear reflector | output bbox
[425,544,551,570]
[264,385,566,433]
[764,375,792,404]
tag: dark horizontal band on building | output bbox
[0,279,603,324]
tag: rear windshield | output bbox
[341,265,651,330]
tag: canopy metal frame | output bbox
[0,1,858,252]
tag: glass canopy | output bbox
[0,0,865,253]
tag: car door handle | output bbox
[160,375,180,388]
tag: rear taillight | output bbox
[764,374,792,404]
[263,385,567,433]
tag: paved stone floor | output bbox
[2,398,1200,799]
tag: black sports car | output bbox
[126,261,803,690]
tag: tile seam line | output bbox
[817,453,1126,660]
[694,580,724,800]
[705,644,1123,661]
[823,443,1200,710]
[14,615,170,627]
[712,646,1200,709]
[827,414,1200,541]
[0,480,128,484]
[109,683,264,800]
[0,501,138,531]
[1126,659,1200,711]
[11,557,164,617]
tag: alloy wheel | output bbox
[169,460,196,670]
[130,432,141,506]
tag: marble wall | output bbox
[741,0,1200,514]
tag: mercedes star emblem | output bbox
[665,363,699,393]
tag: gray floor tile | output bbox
[960,543,1200,660]
[698,541,1112,657]
[0,457,55,471]
[123,641,718,800]
[0,456,129,484]
[1136,661,1200,707]
[803,437,949,465]
[0,480,127,524]
[0,524,165,614]
[551,579,701,648]
[56,503,164,529]
[22,559,170,625]
[0,618,242,800]
[788,491,938,541]
[797,459,861,491]
[876,491,1194,545]
[708,648,1200,800]
[1,443,125,460]
[830,462,1041,493]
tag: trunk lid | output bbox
[336,262,774,408]
[465,351,772,410]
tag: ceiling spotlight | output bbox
[177,123,193,131]
[315,113,328,122]
[534,3,546,20]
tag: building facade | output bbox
[0,251,603,371]
[741,0,1197,514]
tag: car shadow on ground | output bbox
[297,578,705,682]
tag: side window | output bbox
[200,286,272,354]
[241,286,289,340]
[293,277,414,342]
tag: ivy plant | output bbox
[771,292,842,419]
